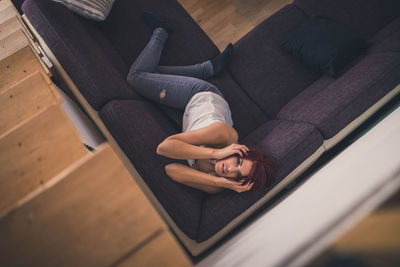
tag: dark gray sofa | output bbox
[20,0,400,256]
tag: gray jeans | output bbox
[127,28,223,110]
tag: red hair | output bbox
[233,148,277,190]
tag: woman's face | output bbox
[215,156,253,179]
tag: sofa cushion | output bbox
[294,0,400,40]
[229,4,320,118]
[281,16,369,77]
[99,99,205,240]
[197,120,324,241]
[52,0,116,21]
[278,52,400,139]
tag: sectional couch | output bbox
[19,0,400,256]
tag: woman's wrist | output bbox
[217,177,230,189]
[210,148,219,160]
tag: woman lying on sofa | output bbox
[127,11,276,194]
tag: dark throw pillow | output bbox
[281,16,369,77]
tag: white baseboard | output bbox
[55,85,105,150]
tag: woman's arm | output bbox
[165,163,253,194]
[157,122,238,160]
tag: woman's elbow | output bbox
[157,135,178,155]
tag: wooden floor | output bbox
[177,0,293,50]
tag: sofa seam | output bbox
[226,68,272,121]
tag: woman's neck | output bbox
[196,159,216,173]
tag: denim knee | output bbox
[126,71,139,87]
[196,80,224,98]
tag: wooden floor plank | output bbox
[177,0,293,50]
[1,14,43,56]
[0,29,29,61]
[0,0,12,11]
[0,16,21,40]
[0,72,60,136]
[0,16,22,40]
[0,144,168,267]
[0,105,88,216]
[0,0,12,14]
[0,6,17,28]
[116,230,191,267]
[0,46,50,94]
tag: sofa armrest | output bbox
[22,0,139,111]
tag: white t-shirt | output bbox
[182,91,233,168]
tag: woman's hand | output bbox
[212,143,249,160]
[219,177,254,193]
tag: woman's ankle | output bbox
[211,43,234,77]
